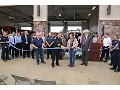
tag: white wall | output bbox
[33,5,48,21]
[99,5,120,20]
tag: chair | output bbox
[34,79,56,85]
[11,74,35,85]
[0,75,8,85]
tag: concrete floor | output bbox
[0,55,120,85]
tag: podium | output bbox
[88,43,100,61]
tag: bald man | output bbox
[31,32,46,65]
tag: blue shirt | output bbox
[16,36,22,43]
[46,36,53,44]
[9,35,17,44]
[31,38,43,48]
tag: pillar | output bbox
[33,5,48,35]
[64,22,68,33]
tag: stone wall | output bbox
[99,20,120,38]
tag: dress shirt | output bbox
[16,36,22,43]
[92,37,98,43]
[9,35,17,44]
[103,37,111,47]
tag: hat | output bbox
[83,29,90,33]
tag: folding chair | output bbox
[34,79,56,85]
[0,75,8,85]
[11,74,34,85]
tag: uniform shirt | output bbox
[9,35,17,44]
[15,36,22,43]
[46,36,53,44]
[53,37,62,48]
[103,37,111,47]
[31,38,43,48]
[0,36,9,48]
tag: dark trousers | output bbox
[2,47,9,60]
[47,48,52,59]
[110,50,116,64]
[16,43,22,57]
[31,49,35,59]
[51,50,60,65]
[23,44,30,58]
[35,48,44,63]
[113,50,120,70]
[69,49,76,66]
[82,46,89,64]
[10,46,17,58]
[100,46,110,61]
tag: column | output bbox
[63,22,68,33]
[33,5,48,35]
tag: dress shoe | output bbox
[80,63,85,65]
[7,58,11,60]
[4,60,7,62]
[56,64,60,66]
[41,62,46,64]
[32,57,35,59]
[100,60,103,62]
[85,63,88,66]
[52,64,54,68]
[110,67,115,70]
[104,60,108,62]
[114,70,120,72]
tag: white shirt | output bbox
[92,37,98,43]
[42,36,46,43]
[103,37,111,46]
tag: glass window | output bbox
[68,26,82,31]
[21,27,32,30]
[50,26,64,32]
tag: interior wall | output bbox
[82,20,89,30]
[99,5,120,20]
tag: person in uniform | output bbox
[109,34,118,66]
[110,40,120,72]
[0,31,11,62]
[100,33,112,62]
[51,33,62,68]
[46,32,54,59]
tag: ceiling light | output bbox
[64,21,66,22]
[88,13,91,16]
[62,18,63,19]
[92,6,96,10]
[9,17,12,18]
[84,20,86,22]
[58,14,61,17]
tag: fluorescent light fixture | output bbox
[88,13,91,16]
[84,20,86,22]
[58,14,61,16]
[92,6,96,10]
[64,21,66,22]
[9,17,12,18]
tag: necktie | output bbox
[83,36,86,45]
[25,35,27,42]
[13,36,15,43]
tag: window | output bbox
[68,26,82,31]
[21,27,32,30]
[50,26,64,32]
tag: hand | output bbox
[71,46,74,49]
[14,43,16,45]
[35,47,38,49]
[25,42,28,44]
[110,49,113,51]
[61,46,65,50]
[6,41,8,43]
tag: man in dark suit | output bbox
[81,29,92,66]
[21,31,31,59]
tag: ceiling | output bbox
[0,5,99,24]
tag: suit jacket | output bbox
[21,35,31,46]
[81,34,92,49]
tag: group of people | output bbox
[0,29,120,72]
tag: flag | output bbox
[100,25,104,48]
